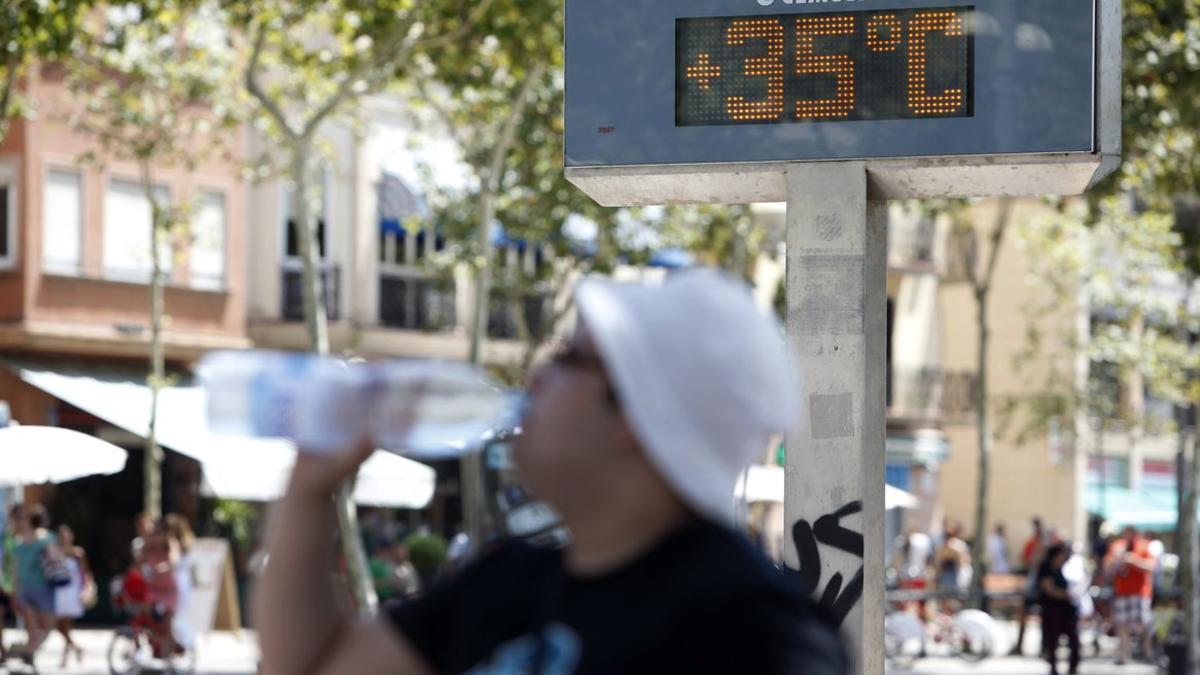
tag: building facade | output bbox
[0,66,250,616]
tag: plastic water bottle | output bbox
[198,350,522,459]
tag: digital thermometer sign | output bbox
[676,7,973,126]
[564,0,1121,205]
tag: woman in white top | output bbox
[165,515,197,648]
[54,525,91,668]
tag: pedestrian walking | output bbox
[1038,543,1080,675]
[1012,517,1052,656]
[165,514,197,649]
[1105,526,1155,664]
[934,520,970,610]
[53,524,91,668]
[0,504,22,661]
[256,268,847,674]
[12,505,61,665]
[988,523,1011,575]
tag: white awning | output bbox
[736,464,919,511]
[9,363,435,509]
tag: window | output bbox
[1142,460,1176,491]
[378,225,454,331]
[284,172,328,260]
[43,169,83,274]
[190,191,226,289]
[0,174,14,269]
[379,227,445,267]
[103,179,171,281]
[1087,457,1129,487]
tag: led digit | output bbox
[907,11,966,115]
[867,14,902,52]
[725,19,786,121]
[795,15,857,119]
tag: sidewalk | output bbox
[4,629,258,675]
[887,620,1162,675]
[890,654,1160,675]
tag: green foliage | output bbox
[212,498,261,552]
[1110,0,1200,203]
[410,0,757,366]
[411,0,615,264]
[0,0,95,138]
[226,0,473,145]
[1011,197,1199,443]
[402,531,447,573]
[657,204,763,279]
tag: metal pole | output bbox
[784,162,886,675]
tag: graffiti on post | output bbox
[791,500,864,627]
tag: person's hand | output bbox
[287,436,376,502]
[284,381,422,502]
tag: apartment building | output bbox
[936,198,1187,562]
[0,66,250,614]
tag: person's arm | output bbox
[1039,577,1070,601]
[1123,551,1156,573]
[255,441,435,675]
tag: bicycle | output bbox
[884,588,1000,665]
[107,575,197,675]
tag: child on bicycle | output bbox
[116,522,180,658]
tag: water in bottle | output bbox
[199,350,521,459]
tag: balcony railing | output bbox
[379,272,456,332]
[888,217,937,271]
[940,228,977,282]
[488,289,552,341]
[887,366,978,423]
[282,263,340,322]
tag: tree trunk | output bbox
[293,138,329,355]
[969,287,991,608]
[292,138,376,616]
[141,164,165,521]
[1181,424,1198,672]
[462,183,497,549]
[1178,279,1198,671]
[457,63,544,558]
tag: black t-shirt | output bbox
[387,519,848,674]
[1036,562,1073,612]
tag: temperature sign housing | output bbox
[564,0,1120,205]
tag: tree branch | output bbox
[0,55,22,142]
[302,74,360,139]
[413,74,474,152]
[484,62,546,193]
[977,197,1014,296]
[244,22,296,140]
[414,0,501,51]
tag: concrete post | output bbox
[784,162,886,675]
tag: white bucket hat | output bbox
[575,268,799,524]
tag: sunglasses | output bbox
[550,344,606,371]
[548,344,620,409]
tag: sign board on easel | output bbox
[564,2,1120,673]
[182,538,242,634]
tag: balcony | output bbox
[887,366,978,425]
[281,263,340,322]
[940,228,977,282]
[488,288,552,341]
[887,210,937,272]
[379,272,456,332]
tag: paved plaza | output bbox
[2,629,258,675]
